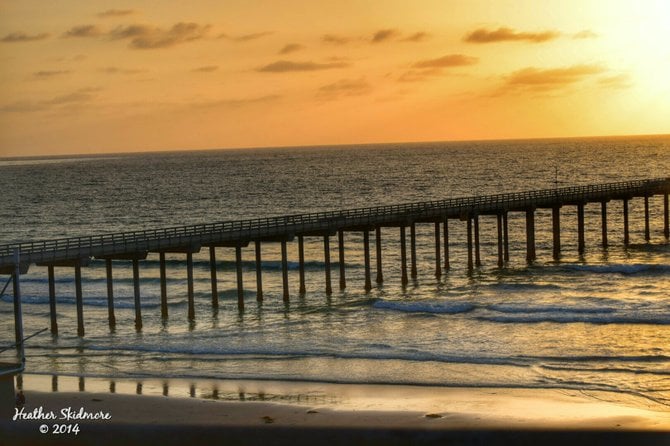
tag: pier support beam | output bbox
[434,222,441,278]
[552,206,561,260]
[400,226,408,286]
[298,236,306,294]
[601,202,608,248]
[503,212,510,263]
[254,242,263,302]
[474,215,481,267]
[526,209,536,263]
[466,217,474,271]
[159,253,168,319]
[13,250,24,353]
[235,246,244,310]
[105,260,115,329]
[410,223,417,279]
[187,252,195,319]
[375,228,383,284]
[363,231,372,291]
[324,236,332,295]
[281,240,289,302]
[577,203,585,255]
[497,214,504,268]
[644,196,650,241]
[623,198,630,245]
[665,193,669,239]
[75,262,85,336]
[209,247,219,308]
[132,259,141,331]
[443,217,450,270]
[48,265,58,335]
[338,230,346,290]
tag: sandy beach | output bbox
[1,376,669,445]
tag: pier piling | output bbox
[281,240,289,302]
[105,259,115,328]
[132,259,141,331]
[474,215,481,267]
[601,202,608,248]
[187,252,195,318]
[48,265,58,335]
[466,217,473,271]
[497,214,504,267]
[400,226,408,285]
[434,222,441,277]
[324,236,332,295]
[503,212,510,262]
[577,204,585,255]
[644,196,650,241]
[210,247,219,307]
[298,236,305,294]
[338,230,346,290]
[159,253,168,319]
[375,228,383,284]
[410,223,417,279]
[665,193,669,238]
[75,262,84,336]
[363,231,372,291]
[443,217,450,270]
[235,246,244,310]
[526,209,536,262]
[623,198,630,245]
[254,242,263,302]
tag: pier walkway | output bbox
[1,177,669,337]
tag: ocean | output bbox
[1,136,669,409]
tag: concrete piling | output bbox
[105,259,115,328]
[48,265,58,335]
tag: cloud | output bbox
[464,27,560,44]
[322,34,350,45]
[573,30,598,39]
[218,31,274,42]
[399,54,479,82]
[192,94,281,109]
[1,32,50,43]
[317,78,372,99]
[256,60,349,73]
[1,88,97,113]
[33,70,70,78]
[98,9,135,18]
[100,66,144,74]
[371,29,401,43]
[279,43,304,55]
[62,25,104,38]
[192,65,218,72]
[110,22,210,49]
[44,91,94,105]
[598,73,632,89]
[401,32,430,42]
[498,64,606,94]
[412,54,478,69]
[0,101,45,113]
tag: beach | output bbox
[1,375,669,445]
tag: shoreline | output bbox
[1,375,669,445]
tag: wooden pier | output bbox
[1,178,669,337]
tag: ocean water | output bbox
[1,136,669,409]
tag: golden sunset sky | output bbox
[1,0,669,156]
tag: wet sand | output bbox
[2,376,669,444]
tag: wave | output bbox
[372,300,476,315]
[560,263,670,275]
[478,314,670,325]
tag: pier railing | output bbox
[1,177,669,267]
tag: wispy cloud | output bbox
[100,66,145,75]
[401,32,430,42]
[371,29,401,43]
[1,31,50,43]
[110,22,210,49]
[498,64,606,94]
[1,88,97,113]
[97,9,136,18]
[317,78,372,99]
[322,34,350,45]
[62,25,104,38]
[219,31,274,42]
[412,54,478,69]
[279,43,304,55]
[256,60,349,73]
[33,70,70,79]
[191,94,281,109]
[44,91,95,105]
[573,30,598,39]
[598,73,632,89]
[192,65,218,73]
[464,27,560,44]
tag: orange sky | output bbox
[1,0,669,156]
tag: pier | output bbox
[1,177,669,337]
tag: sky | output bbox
[1,0,669,157]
